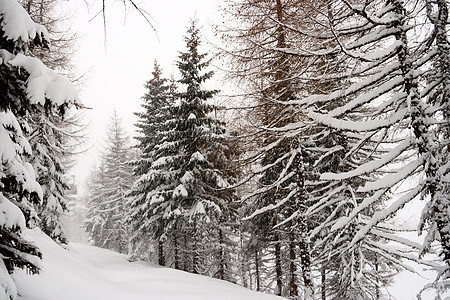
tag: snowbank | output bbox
[13,229,284,300]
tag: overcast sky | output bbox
[67,0,223,189]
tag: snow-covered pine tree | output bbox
[85,111,134,253]
[173,19,237,275]
[28,114,69,244]
[0,0,78,298]
[84,163,108,247]
[128,61,176,264]
[21,0,82,245]
[129,20,238,276]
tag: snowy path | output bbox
[13,229,284,300]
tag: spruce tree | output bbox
[129,20,238,276]
[0,0,77,298]
[85,111,134,253]
[128,60,174,263]
[172,19,237,275]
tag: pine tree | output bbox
[20,0,83,245]
[129,20,238,276]
[128,60,174,263]
[28,114,69,244]
[85,111,134,253]
[172,19,237,275]
[0,0,77,298]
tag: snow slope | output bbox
[13,229,284,300]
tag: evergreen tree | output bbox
[128,60,174,264]
[85,111,134,253]
[172,19,237,275]
[20,0,83,245]
[28,114,69,244]
[0,0,77,298]
[129,20,238,277]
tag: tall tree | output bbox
[19,0,84,245]
[129,20,238,276]
[172,19,238,275]
[295,0,449,298]
[0,0,78,298]
[128,60,174,264]
[85,111,134,253]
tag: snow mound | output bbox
[13,229,284,300]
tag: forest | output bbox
[1,0,449,299]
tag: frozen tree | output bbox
[128,60,174,264]
[19,0,85,245]
[85,111,134,253]
[289,0,450,298]
[0,0,78,298]
[220,0,356,297]
[171,20,238,275]
[84,164,108,247]
[129,20,238,276]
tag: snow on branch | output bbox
[358,158,423,192]
[309,108,408,133]
[349,183,424,248]
[321,136,413,181]
[8,53,79,107]
[0,0,48,43]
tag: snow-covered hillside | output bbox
[12,229,284,300]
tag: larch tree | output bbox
[293,0,449,298]
[220,0,352,297]
[0,0,78,298]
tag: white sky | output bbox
[67,0,224,189]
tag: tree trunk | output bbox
[255,249,261,292]
[183,232,188,272]
[289,231,298,297]
[295,149,314,299]
[192,241,198,274]
[321,265,326,300]
[274,234,283,296]
[218,229,225,280]
[174,233,180,270]
[375,258,380,300]
[158,240,165,266]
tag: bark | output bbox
[158,240,165,266]
[295,150,314,299]
[174,233,180,270]
[321,265,326,300]
[255,249,261,291]
[289,230,299,297]
[218,229,225,280]
[274,234,283,296]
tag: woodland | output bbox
[1,0,449,299]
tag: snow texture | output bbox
[8,53,79,106]
[13,229,285,300]
[0,0,48,43]
[0,192,25,230]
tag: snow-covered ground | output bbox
[12,229,444,300]
[13,229,283,300]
